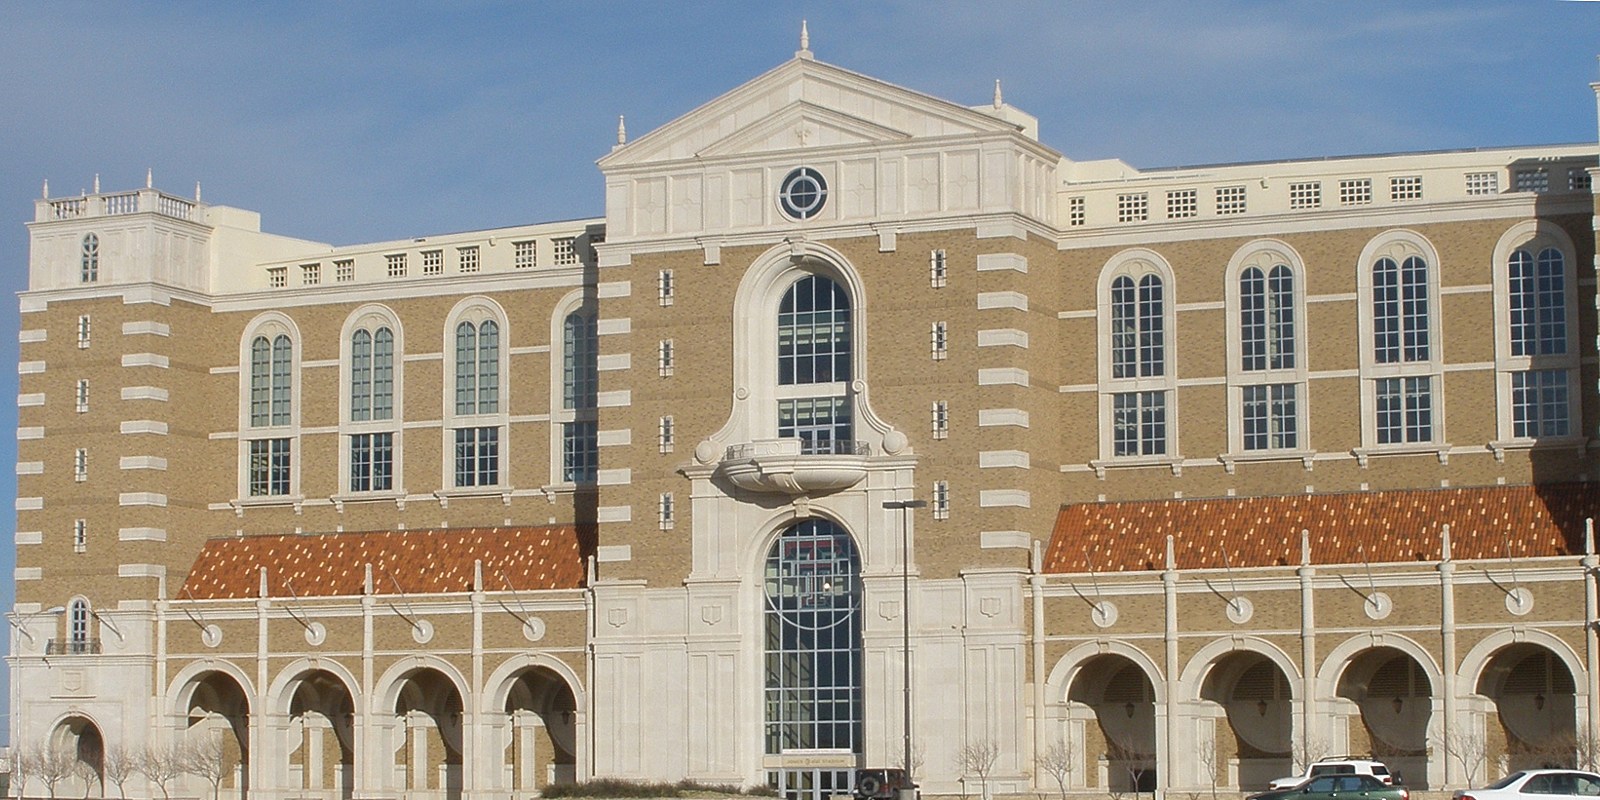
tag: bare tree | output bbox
[137,745,183,800]
[1038,739,1074,800]
[894,743,925,781]
[10,745,37,800]
[1575,730,1600,773]
[100,745,138,800]
[1293,734,1332,775]
[70,757,100,799]
[962,739,1000,800]
[1195,735,1220,800]
[180,735,232,800]
[35,745,77,800]
[1442,724,1490,787]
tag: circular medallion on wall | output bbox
[1364,592,1393,620]
[411,619,434,644]
[1090,600,1118,628]
[1506,587,1534,616]
[778,167,828,220]
[304,621,327,646]
[202,624,223,649]
[523,616,547,642]
[1226,596,1254,624]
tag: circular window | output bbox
[778,167,828,220]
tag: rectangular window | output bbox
[932,480,950,520]
[1375,376,1433,445]
[421,249,443,276]
[778,396,853,454]
[301,263,321,285]
[1514,169,1549,193]
[553,237,579,266]
[562,421,597,483]
[514,240,536,268]
[1166,189,1197,219]
[1512,369,1570,438]
[349,432,395,492]
[1216,185,1247,215]
[659,339,675,377]
[932,400,949,440]
[335,259,355,283]
[1068,196,1086,227]
[453,426,500,487]
[267,266,287,288]
[1112,391,1167,457]
[659,415,675,454]
[74,448,87,482]
[77,315,91,349]
[1389,175,1423,201]
[1241,384,1298,451]
[74,519,87,554]
[1570,168,1592,192]
[659,492,675,531]
[75,379,89,413]
[1465,172,1499,195]
[1339,178,1373,206]
[248,438,292,496]
[385,253,407,278]
[930,250,948,288]
[930,322,948,360]
[658,270,675,306]
[458,246,480,273]
[1289,182,1321,209]
[1117,193,1149,223]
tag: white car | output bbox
[1454,769,1600,800]
[1269,759,1396,791]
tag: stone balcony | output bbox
[717,437,870,495]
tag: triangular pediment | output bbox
[599,57,1024,169]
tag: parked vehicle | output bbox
[853,769,914,800]
[1269,758,1397,790]
[1453,769,1600,800]
[1249,774,1409,800]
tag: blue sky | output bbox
[0,1,1597,729]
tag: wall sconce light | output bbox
[1534,693,1546,711]
[1257,698,1269,717]
[1124,701,1136,718]
[1392,696,1404,714]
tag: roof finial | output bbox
[195,181,202,202]
[41,179,48,199]
[146,168,153,189]
[93,173,100,194]
[617,115,627,145]
[993,79,1003,109]
[797,19,812,60]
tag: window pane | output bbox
[778,276,852,386]
[1239,269,1266,371]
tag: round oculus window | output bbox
[778,167,828,220]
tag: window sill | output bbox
[1350,444,1452,468]
[229,495,306,516]
[1218,449,1317,473]
[1089,455,1184,479]
[1488,436,1590,463]
[432,487,512,508]
[330,491,408,511]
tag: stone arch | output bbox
[167,660,258,720]
[374,658,469,800]
[373,655,470,715]
[267,659,363,716]
[1181,638,1300,791]
[169,665,253,800]
[1460,631,1584,774]
[45,713,105,797]
[1318,634,1440,788]
[482,655,586,794]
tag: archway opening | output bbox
[1336,648,1430,788]
[1067,654,1157,793]
[502,666,579,795]
[393,668,464,800]
[45,715,104,798]
[1476,644,1577,773]
[1199,652,1292,789]
[286,670,355,800]
[185,671,252,800]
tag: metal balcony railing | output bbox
[45,638,101,655]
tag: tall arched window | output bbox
[561,311,598,483]
[453,319,501,487]
[1359,233,1442,451]
[763,519,862,793]
[1233,257,1303,452]
[248,333,293,495]
[80,234,99,283]
[1099,252,1176,463]
[777,276,853,454]
[348,321,397,493]
[1494,223,1578,446]
[68,599,91,652]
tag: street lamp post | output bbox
[883,499,926,800]
[6,605,66,765]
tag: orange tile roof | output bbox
[180,526,584,599]
[1044,484,1597,574]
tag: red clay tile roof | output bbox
[1044,484,1597,574]
[180,526,583,599]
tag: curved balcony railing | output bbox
[716,437,870,495]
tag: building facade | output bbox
[11,40,1600,800]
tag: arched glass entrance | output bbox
[763,519,863,800]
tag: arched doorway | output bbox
[1067,655,1158,793]
[500,666,578,795]
[392,668,464,800]
[1199,652,1293,790]
[285,670,355,800]
[1477,644,1577,773]
[47,716,104,797]
[1336,648,1430,787]
[185,671,252,800]
[763,518,864,800]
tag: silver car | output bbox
[1454,769,1600,800]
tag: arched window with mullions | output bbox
[1098,252,1176,463]
[347,319,398,493]
[1232,255,1303,453]
[561,311,598,483]
[68,598,91,651]
[453,319,501,487]
[248,333,294,496]
[763,519,863,761]
[777,276,854,454]
[1494,223,1579,445]
[1358,232,1442,451]
[80,234,99,283]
